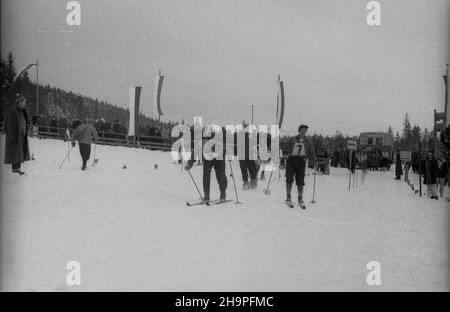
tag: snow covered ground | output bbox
[1,135,449,291]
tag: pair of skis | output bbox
[186,199,234,206]
[185,160,242,207]
[285,200,306,209]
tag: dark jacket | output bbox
[346,150,357,172]
[395,152,403,177]
[3,106,31,164]
[422,157,438,185]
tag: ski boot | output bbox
[12,169,25,175]
[250,178,257,190]
[219,191,226,203]
[204,191,210,203]
[285,183,293,208]
[243,181,250,190]
[297,185,305,209]
[298,198,306,209]
[285,198,294,208]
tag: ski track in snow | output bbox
[0,135,449,291]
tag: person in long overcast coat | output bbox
[3,93,31,175]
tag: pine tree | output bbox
[387,125,393,137]
[6,53,16,87]
[402,113,412,148]
[411,125,421,151]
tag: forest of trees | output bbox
[393,113,437,153]
[0,53,174,133]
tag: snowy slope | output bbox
[0,135,448,291]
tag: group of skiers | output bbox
[182,123,316,208]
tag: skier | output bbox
[283,124,316,209]
[185,126,228,203]
[71,118,99,170]
[3,93,31,175]
[238,125,259,190]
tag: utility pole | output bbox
[36,59,39,115]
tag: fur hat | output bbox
[15,93,25,103]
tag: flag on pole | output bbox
[444,64,449,127]
[275,76,285,129]
[128,86,142,136]
[154,70,164,117]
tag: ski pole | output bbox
[426,158,431,198]
[58,146,75,169]
[353,170,356,189]
[228,160,242,204]
[310,164,317,204]
[263,169,274,195]
[92,143,98,166]
[187,168,205,202]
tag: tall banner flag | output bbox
[154,70,164,117]
[128,86,142,136]
[444,64,448,126]
[275,75,285,129]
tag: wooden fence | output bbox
[0,122,175,152]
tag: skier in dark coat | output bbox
[282,124,317,208]
[184,126,228,202]
[3,93,31,174]
[395,150,403,180]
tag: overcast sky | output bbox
[2,0,449,136]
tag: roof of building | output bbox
[360,132,391,136]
